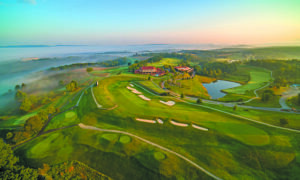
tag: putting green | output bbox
[154,152,166,161]
[119,135,131,144]
[101,133,119,141]
[65,111,77,119]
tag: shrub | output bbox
[280,118,288,126]
[86,67,93,72]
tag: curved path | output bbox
[243,70,273,103]
[91,86,118,110]
[78,123,222,180]
[133,80,300,133]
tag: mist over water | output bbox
[0,44,221,96]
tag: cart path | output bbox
[78,123,222,180]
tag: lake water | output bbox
[203,80,241,99]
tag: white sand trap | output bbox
[136,118,156,123]
[157,119,164,124]
[192,124,208,131]
[160,100,175,106]
[130,84,134,87]
[127,86,135,90]
[127,86,142,94]
[170,120,189,127]
[132,90,142,94]
[138,95,151,101]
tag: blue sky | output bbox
[0,0,299,45]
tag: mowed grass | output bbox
[137,81,166,94]
[119,136,131,144]
[16,127,206,180]
[154,152,166,161]
[16,73,300,180]
[76,77,299,179]
[169,75,210,98]
[224,69,271,95]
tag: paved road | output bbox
[279,87,300,109]
[79,123,222,180]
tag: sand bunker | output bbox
[192,124,208,131]
[127,86,142,94]
[138,95,151,101]
[157,119,164,124]
[130,84,134,87]
[160,100,175,106]
[136,118,156,123]
[170,120,189,127]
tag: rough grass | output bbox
[148,58,180,67]
[169,75,210,98]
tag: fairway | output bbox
[137,81,166,94]
[223,69,271,95]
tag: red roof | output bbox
[141,66,156,70]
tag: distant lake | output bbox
[203,80,241,99]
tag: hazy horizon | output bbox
[1,0,300,45]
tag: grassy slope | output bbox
[147,58,180,67]
[168,75,210,98]
[224,70,271,95]
[138,80,166,94]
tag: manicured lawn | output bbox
[223,69,271,95]
[14,71,300,180]
[137,80,166,94]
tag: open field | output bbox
[168,75,210,98]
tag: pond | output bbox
[203,80,241,99]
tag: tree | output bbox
[196,98,202,104]
[261,89,274,102]
[233,105,237,111]
[181,93,185,99]
[298,93,300,105]
[21,83,26,89]
[128,62,132,66]
[148,76,151,81]
[20,97,33,113]
[24,115,43,134]
[280,118,288,126]
[86,67,93,72]
[0,138,38,179]
[66,80,78,92]
[15,85,20,91]
[15,90,27,101]
[6,132,13,140]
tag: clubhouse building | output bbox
[135,66,165,76]
[175,66,194,73]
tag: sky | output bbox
[0,0,300,45]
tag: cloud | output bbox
[18,0,36,4]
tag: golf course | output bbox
[7,67,299,180]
